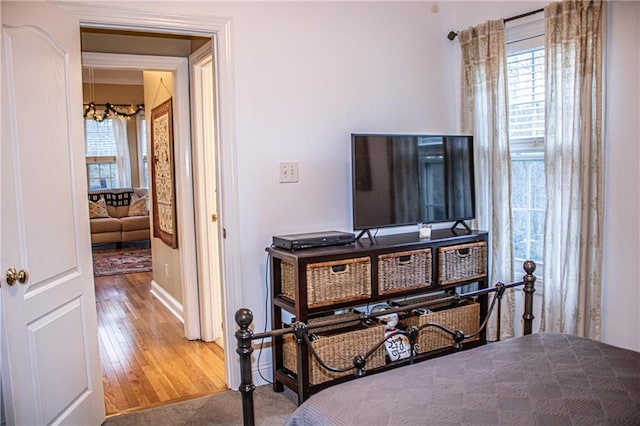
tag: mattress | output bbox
[286,332,640,425]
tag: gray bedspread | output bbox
[286,332,640,425]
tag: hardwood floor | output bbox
[94,271,227,416]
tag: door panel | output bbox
[1,2,105,425]
[28,297,90,423]
[7,24,79,288]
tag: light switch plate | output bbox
[279,161,299,183]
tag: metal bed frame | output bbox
[235,261,537,426]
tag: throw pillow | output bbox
[133,187,148,198]
[89,198,109,219]
[128,194,149,216]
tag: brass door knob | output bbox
[5,267,29,286]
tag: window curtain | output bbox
[112,117,131,188]
[136,111,148,188]
[541,0,604,338]
[459,20,515,340]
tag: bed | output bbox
[286,332,640,425]
[235,262,640,425]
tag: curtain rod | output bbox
[505,8,544,23]
[447,7,544,40]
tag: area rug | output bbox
[93,247,152,277]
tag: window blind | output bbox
[507,47,545,141]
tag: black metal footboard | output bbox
[236,261,536,426]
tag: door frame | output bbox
[57,3,242,389]
[189,42,225,344]
[83,52,201,339]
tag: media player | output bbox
[272,230,356,251]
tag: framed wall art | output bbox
[150,97,178,249]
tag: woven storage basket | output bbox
[378,248,432,295]
[281,257,371,308]
[283,316,386,385]
[438,241,487,285]
[401,299,480,354]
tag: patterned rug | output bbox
[92,247,152,277]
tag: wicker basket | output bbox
[281,257,371,308]
[401,299,480,354]
[378,249,432,295]
[438,241,487,285]
[283,315,386,385]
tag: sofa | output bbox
[88,188,150,245]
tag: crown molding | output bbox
[55,2,233,35]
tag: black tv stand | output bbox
[355,229,374,242]
[451,220,472,233]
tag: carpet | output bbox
[93,247,152,277]
[103,386,298,426]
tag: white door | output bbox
[1,3,105,425]
[189,41,224,346]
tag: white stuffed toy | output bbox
[371,305,411,362]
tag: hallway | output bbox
[94,271,226,416]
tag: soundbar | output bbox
[272,230,356,251]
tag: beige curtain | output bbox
[459,20,515,340]
[541,0,604,338]
[112,117,131,188]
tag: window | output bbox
[508,48,544,140]
[85,119,118,189]
[507,20,545,273]
[511,151,545,264]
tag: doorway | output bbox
[57,5,243,393]
[81,29,228,415]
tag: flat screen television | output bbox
[351,133,475,234]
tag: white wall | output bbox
[132,1,464,334]
[602,0,640,351]
[112,1,639,356]
[232,2,461,333]
[143,71,184,304]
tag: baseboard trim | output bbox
[150,280,184,323]
[253,362,273,387]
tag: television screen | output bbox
[351,134,475,230]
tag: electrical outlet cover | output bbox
[279,161,299,183]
